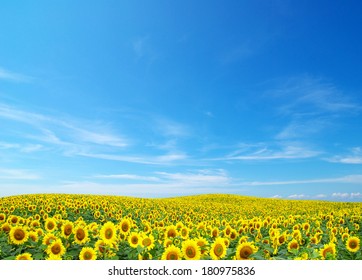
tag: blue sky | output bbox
[1,1,362,201]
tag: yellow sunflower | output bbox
[287,239,299,251]
[346,236,360,253]
[79,247,97,260]
[161,245,182,260]
[46,238,66,258]
[210,237,227,260]
[16,253,33,260]
[9,226,29,245]
[44,218,57,232]
[235,242,258,260]
[100,221,117,245]
[141,234,155,251]
[61,221,74,238]
[42,232,57,246]
[119,218,131,236]
[319,242,336,260]
[166,225,178,238]
[73,225,89,245]
[181,239,201,260]
[128,232,141,248]
[196,237,209,256]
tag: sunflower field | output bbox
[0,193,361,260]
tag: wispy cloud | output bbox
[0,67,33,82]
[237,174,362,186]
[212,141,320,161]
[0,103,129,157]
[326,147,362,164]
[94,174,161,182]
[0,168,40,180]
[332,192,362,199]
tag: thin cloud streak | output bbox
[0,67,33,82]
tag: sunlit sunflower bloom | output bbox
[210,237,227,260]
[46,238,66,258]
[73,226,89,245]
[44,218,57,232]
[163,238,173,248]
[0,213,6,223]
[79,247,97,260]
[166,225,178,238]
[28,231,38,242]
[235,242,258,260]
[100,221,117,245]
[341,232,349,242]
[119,219,131,236]
[211,227,219,238]
[346,236,360,253]
[161,245,182,260]
[180,227,189,239]
[287,239,299,251]
[1,222,11,233]
[141,234,155,251]
[61,221,74,239]
[181,239,201,260]
[128,232,141,248]
[9,226,29,245]
[319,243,336,260]
[16,253,33,260]
[294,252,309,260]
[42,232,58,246]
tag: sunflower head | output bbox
[236,242,258,260]
[161,245,182,260]
[16,253,33,260]
[210,237,227,260]
[181,239,201,260]
[319,243,336,260]
[100,221,117,245]
[79,247,97,260]
[346,236,360,253]
[9,226,29,245]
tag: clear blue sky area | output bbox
[1,1,362,200]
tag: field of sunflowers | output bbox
[0,193,361,260]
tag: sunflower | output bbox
[44,218,57,232]
[210,237,227,260]
[319,242,336,260]
[235,242,258,260]
[9,226,29,245]
[346,236,360,253]
[42,232,57,246]
[79,247,97,260]
[46,254,62,260]
[46,238,66,258]
[141,234,155,250]
[138,252,152,260]
[73,226,89,245]
[163,238,173,248]
[166,225,178,238]
[181,239,201,260]
[61,221,74,238]
[16,253,33,260]
[100,221,117,245]
[180,227,189,239]
[287,239,299,251]
[128,232,141,248]
[161,245,182,260]
[28,231,39,242]
[1,222,11,233]
[119,219,131,236]
[0,213,6,223]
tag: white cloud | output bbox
[0,67,33,82]
[326,147,362,164]
[271,194,283,199]
[288,194,308,199]
[0,168,40,180]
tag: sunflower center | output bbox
[131,237,138,244]
[323,248,333,258]
[168,230,176,238]
[240,246,253,259]
[349,241,357,249]
[186,246,196,258]
[105,228,113,239]
[167,252,178,260]
[122,223,129,232]
[64,226,72,235]
[143,238,151,247]
[84,251,92,260]
[77,229,85,240]
[290,242,298,249]
[48,222,55,230]
[51,244,61,254]
[14,229,25,240]
[214,244,223,257]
